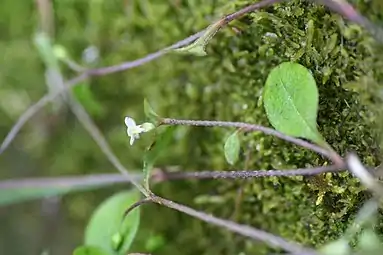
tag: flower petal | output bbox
[129,136,135,145]
[124,117,136,127]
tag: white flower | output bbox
[124,117,156,145]
[125,117,145,145]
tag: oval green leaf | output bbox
[73,246,109,255]
[85,190,141,255]
[224,131,240,165]
[263,62,325,145]
[172,20,222,56]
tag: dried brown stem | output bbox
[160,118,344,166]
[0,173,141,190]
[0,165,342,191]
[123,197,152,218]
[156,165,343,181]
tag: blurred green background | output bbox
[1,0,383,255]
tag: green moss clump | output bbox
[1,0,383,254]
[137,0,383,254]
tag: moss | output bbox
[133,0,383,254]
[1,0,383,254]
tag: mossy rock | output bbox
[1,0,383,254]
[131,0,383,254]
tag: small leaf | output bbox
[144,99,160,125]
[263,62,326,146]
[224,130,240,165]
[143,126,176,190]
[85,190,141,255]
[73,246,109,255]
[172,20,223,56]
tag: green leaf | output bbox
[224,130,240,165]
[263,62,326,146]
[144,99,160,125]
[143,126,176,190]
[0,174,131,206]
[172,20,222,56]
[85,190,141,255]
[73,246,109,255]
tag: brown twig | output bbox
[0,173,141,190]
[0,163,342,190]
[157,165,343,181]
[0,165,342,191]
[123,197,153,218]
[160,118,344,166]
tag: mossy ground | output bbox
[132,0,383,254]
[1,0,383,254]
